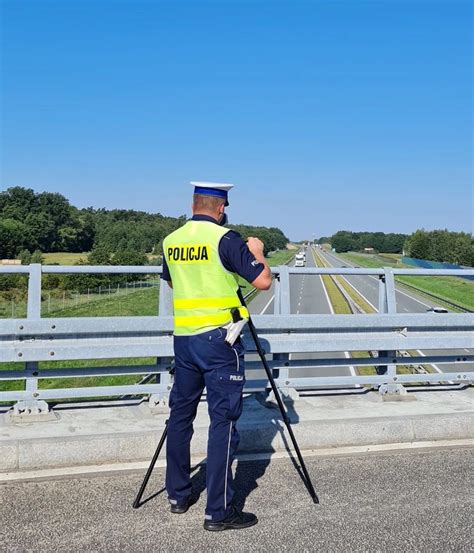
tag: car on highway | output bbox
[426,306,449,313]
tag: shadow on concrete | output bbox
[134,395,311,513]
[233,394,307,512]
[173,395,308,512]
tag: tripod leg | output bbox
[132,420,168,509]
[248,318,319,503]
[237,289,318,503]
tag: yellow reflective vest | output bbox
[163,220,249,335]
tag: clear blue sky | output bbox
[1,0,472,240]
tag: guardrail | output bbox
[1,263,473,414]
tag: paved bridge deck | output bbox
[2,446,472,552]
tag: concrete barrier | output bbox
[1,389,473,474]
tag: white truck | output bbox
[295,253,305,267]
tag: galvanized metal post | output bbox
[278,265,291,315]
[378,274,387,315]
[378,268,402,396]
[27,264,42,320]
[16,264,50,416]
[158,278,173,316]
[273,270,281,316]
[272,265,295,400]
[384,268,397,315]
[153,276,173,410]
[376,273,389,376]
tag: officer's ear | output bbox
[218,202,227,226]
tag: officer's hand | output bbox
[247,237,265,257]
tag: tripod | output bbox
[132,289,318,508]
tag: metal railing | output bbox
[1,263,473,413]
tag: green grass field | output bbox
[43,251,164,265]
[266,249,295,266]
[339,252,400,268]
[43,252,90,264]
[396,275,474,311]
[47,287,161,318]
[378,253,402,263]
[339,252,474,311]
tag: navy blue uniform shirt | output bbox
[161,214,264,284]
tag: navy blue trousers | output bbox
[165,327,245,522]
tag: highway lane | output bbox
[288,247,355,382]
[318,248,473,374]
[246,247,355,388]
[248,280,275,316]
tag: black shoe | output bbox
[170,497,193,514]
[203,507,258,532]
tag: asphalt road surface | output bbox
[2,446,472,552]
[318,247,473,374]
[247,249,354,386]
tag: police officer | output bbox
[161,181,272,531]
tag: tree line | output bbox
[0,187,289,295]
[318,231,407,254]
[404,229,473,266]
[317,229,473,267]
[0,186,288,259]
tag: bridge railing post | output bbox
[273,269,281,315]
[13,264,50,417]
[270,265,297,401]
[278,265,291,315]
[377,268,403,396]
[151,276,173,410]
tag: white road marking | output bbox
[394,287,432,309]
[319,274,333,315]
[260,294,275,314]
[415,349,442,373]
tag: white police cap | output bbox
[190,181,234,206]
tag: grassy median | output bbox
[311,248,351,314]
[313,249,375,313]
